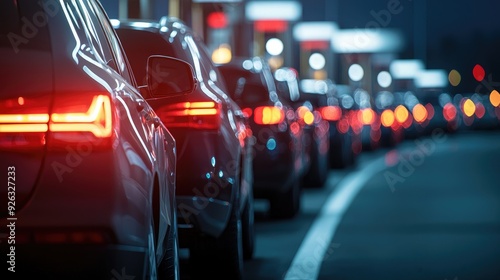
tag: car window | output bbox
[116,28,177,87]
[73,1,117,72]
[89,0,135,85]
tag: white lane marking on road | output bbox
[284,156,387,280]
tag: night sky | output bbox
[302,0,500,93]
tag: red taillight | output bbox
[320,106,342,121]
[254,106,284,125]
[159,101,221,129]
[50,95,112,137]
[0,94,113,149]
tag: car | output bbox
[274,68,330,188]
[0,1,187,279]
[218,57,307,218]
[113,17,255,278]
[300,79,358,168]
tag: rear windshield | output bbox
[116,28,180,86]
[0,1,53,99]
[218,67,270,104]
[0,1,51,54]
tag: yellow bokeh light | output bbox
[490,90,500,107]
[394,105,409,124]
[212,44,232,64]
[448,69,461,87]
[381,109,395,127]
[412,104,428,123]
[359,108,374,125]
[463,99,476,117]
[303,111,315,125]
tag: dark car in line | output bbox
[0,1,187,279]
[218,57,308,218]
[274,68,329,188]
[300,79,357,168]
[113,17,254,279]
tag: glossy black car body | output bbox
[0,1,182,279]
[113,17,254,278]
[218,57,307,218]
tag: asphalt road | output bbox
[182,130,500,280]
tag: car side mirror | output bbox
[146,55,197,97]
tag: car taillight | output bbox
[0,94,113,149]
[48,94,113,147]
[320,106,342,121]
[254,106,284,125]
[159,101,221,130]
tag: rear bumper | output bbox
[1,243,147,279]
[176,196,231,241]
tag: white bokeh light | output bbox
[377,71,392,88]
[266,38,284,56]
[348,64,364,82]
[309,53,326,70]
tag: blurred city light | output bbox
[377,71,392,88]
[394,105,409,124]
[412,103,428,123]
[293,21,338,41]
[245,1,301,21]
[348,64,364,82]
[331,29,403,53]
[266,38,284,56]
[463,98,476,117]
[309,53,326,70]
[448,69,461,86]
[490,90,500,107]
[415,69,448,89]
[212,44,232,64]
[473,64,485,82]
[381,109,395,127]
[389,59,424,79]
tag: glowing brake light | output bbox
[0,94,113,149]
[50,95,112,138]
[160,101,220,129]
[254,106,284,125]
[320,106,342,121]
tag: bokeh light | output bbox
[266,38,284,56]
[309,53,326,70]
[448,69,461,86]
[412,104,428,123]
[394,105,409,124]
[381,109,395,127]
[348,64,364,82]
[473,64,485,82]
[463,99,476,117]
[377,71,392,88]
[490,90,500,107]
